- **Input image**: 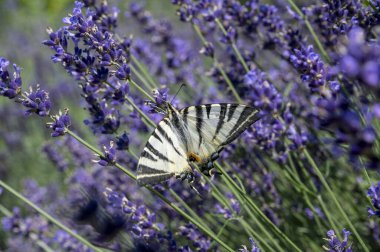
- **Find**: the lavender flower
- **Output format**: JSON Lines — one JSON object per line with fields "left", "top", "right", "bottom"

{"left": 43, "top": 142, "right": 69, "bottom": 172}
{"left": 323, "top": 229, "right": 352, "bottom": 252}
{"left": 47, "top": 109, "right": 71, "bottom": 137}
{"left": 21, "top": 85, "right": 51, "bottom": 117}
{"left": 3, "top": 0, "right": 380, "bottom": 251}
{"left": 368, "top": 182, "right": 380, "bottom": 218}
{"left": 178, "top": 223, "right": 211, "bottom": 251}
{"left": 54, "top": 230, "right": 93, "bottom": 252}
{"left": 304, "top": 1, "right": 379, "bottom": 49}
{"left": 289, "top": 45, "right": 331, "bottom": 94}
{"left": 0, "top": 58, "right": 22, "bottom": 99}
{"left": 215, "top": 193, "right": 240, "bottom": 219}
{"left": 239, "top": 237, "right": 260, "bottom": 252}
{"left": 95, "top": 141, "right": 116, "bottom": 166}
{"left": 115, "top": 131, "right": 129, "bottom": 150}
{"left": 338, "top": 27, "right": 380, "bottom": 88}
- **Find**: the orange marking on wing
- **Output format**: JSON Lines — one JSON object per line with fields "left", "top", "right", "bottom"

{"left": 187, "top": 152, "right": 202, "bottom": 163}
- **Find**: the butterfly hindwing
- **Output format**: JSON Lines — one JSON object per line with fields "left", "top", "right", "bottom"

{"left": 137, "top": 118, "right": 190, "bottom": 185}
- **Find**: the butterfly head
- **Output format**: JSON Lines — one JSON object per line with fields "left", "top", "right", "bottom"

{"left": 145, "top": 88, "right": 174, "bottom": 115}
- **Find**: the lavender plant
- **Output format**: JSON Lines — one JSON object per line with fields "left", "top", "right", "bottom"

{"left": 1, "top": 0, "right": 380, "bottom": 251}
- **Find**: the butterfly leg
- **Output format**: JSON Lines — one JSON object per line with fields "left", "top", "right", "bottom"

{"left": 177, "top": 173, "right": 188, "bottom": 181}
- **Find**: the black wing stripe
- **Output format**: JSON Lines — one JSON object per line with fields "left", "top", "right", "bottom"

{"left": 137, "top": 164, "right": 168, "bottom": 175}
{"left": 158, "top": 120, "right": 184, "bottom": 156}
{"left": 213, "top": 104, "right": 227, "bottom": 140}
{"left": 205, "top": 104, "right": 212, "bottom": 119}
{"left": 195, "top": 106, "right": 203, "bottom": 148}
{"left": 227, "top": 104, "right": 238, "bottom": 122}
{"left": 141, "top": 150, "right": 158, "bottom": 162}
{"left": 151, "top": 131, "right": 163, "bottom": 143}
{"left": 169, "top": 112, "right": 189, "bottom": 151}
{"left": 137, "top": 172, "right": 175, "bottom": 185}
{"left": 146, "top": 141, "right": 174, "bottom": 164}
{"left": 225, "top": 107, "right": 260, "bottom": 144}
{"left": 182, "top": 107, "right": 189, "bottom": 126}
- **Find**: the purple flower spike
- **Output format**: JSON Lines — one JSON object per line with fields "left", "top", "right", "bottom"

{"left": 47, "top": 109, "right": 71, "bottom": 137}
{"left": 0, "top": 58, "right": 22, "bottom": 99}
{"left": 215, "top": 193, "right": 240, "bottom": 219}
{"left": 21, "top": 85, "right": 51, "bottom": 117}
{"left": 239, "top": 237, "right": 260, "bottom": 252}
{"left": 115, "top": 132, "right": 129, "bottom": 150}
{"left": 179, "top": 223, "right": 211, "bottom": 251}
{"left": 323, "top": 229, "right": 352, "bottom": 252}
{"left": 368, "top": 182, "right": 380, "bottom": 218}
{"left": 199, "top": 42, "right": 214, "bottom": 58}
{"left": 115, "top": 63, "right": 131, "bottom": 80}
{"left": 96, "top": 141, "right": 117, "bottom": 166}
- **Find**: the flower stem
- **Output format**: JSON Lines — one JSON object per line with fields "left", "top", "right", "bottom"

{"left": 286, "top": 0, "right": 331, "bottom": 63}
{"left": 0, "top": 180, "right": 103, "bottom": 252}
{"left": 65, "top": 129, "right": 233, "bottom": 251}
{"left": 131, "top": 55, "right": 158, "bottom": 89}
{"left": 146, "top": 186, "right": 235, "bottom": 252}
{"left": 130, "top": 79, "right": 155, "bottom": 102}
{"left": 317, "top": 195, "right": 342, "bottom": 240}
{"left": 303, "top": 149, "right": 369, "bottom": 252}
{"left": 221, "top": 174, "right": 284, "bottom": 252}
{"left": 192, "top": 24, "right": 243, "bottom": 103}
{"left": 214, "top": 18, "right": 250, "bottom": 72}
{"left": 124, "top": 95, "right": 156, "bottom": 128}
{"left": 130, "top": 64, "right": 155, "bottom": 91}
{"left": 104, "top": 81, "right": 156, "bottom": 127}
{"left": 214, "top": 61, "right": 243, "bottom": 103}
{"left": 215, "top": 162, "right": 302, "bottom": 252}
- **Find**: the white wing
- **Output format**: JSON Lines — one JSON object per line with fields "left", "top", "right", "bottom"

{"left": 179, "top": 104, "right": 260, "bottom": 162}
{"left": 137, "top": 103, "right": 260, "bottom": 185}
{"left": 136, "top": 118, "right": 190, "bottom": 185}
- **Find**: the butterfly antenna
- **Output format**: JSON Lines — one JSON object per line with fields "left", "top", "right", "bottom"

{"left": 170, "top": 83, "right": 186, "bottom": 103}
{"left": 189, "top": 183, "right": 204, "bottom": 199}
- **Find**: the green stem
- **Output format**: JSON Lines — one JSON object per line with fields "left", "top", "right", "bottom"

{"left": 130, "top": 80, "right": 155, "bottom": 102}
{"left": 303, "top": 150, "right": 369, "bottom": 252}
{"left": 0, "top": 180, "right": 103, "bottom": 252}
{"left": 66, "top": 130, "right": 233, "bottom": 251}
{"left": 146, "top": 186, "right": 235, "bottom": 252}
{"left": 192, "top": 24, "right": 243, "bottom": 103}
{"left": 131, "top": 55, "right": 157, "bottom": 89}
{"left": 0, "top": 204, "right": 12, "bottom": 216}
{"left": 239, "top": 219, "right": 275, "bottom": 252}
{"left": 104, "top": 81, "right": 156, "bottom": 128}
{"left": 67, "top": 129, "right": 102, "bottom": 156}
{"left": 169, "top": 188, "right": 213, "bottom": 231}
{"left": 209, "top": 218, "right": 233, "bottom": 250}
{"left": 220, "top": 170, "right": 284, "bottom": 252}
{"left": 125, "top": 96, "right": 156, "bottom": 127}
{"left": 317, "top": 195, "right": 342, "bottom": 240}
{"left": 0, "top": 204, "right": 55, "bottom": 252}
{"left": 214, "top": 18, "right": 250, "bottom": 72}
{"left": 286, "top": 0, "right": 331, "bottom": 63}
{"left": 216, "top": 163, "right": 302, "bottom": 252}
{"left": 215, "top": 62, "right": 243, "bottom": 103}
{"left": 130, "top": 64, "right": 154, "bottom": 91}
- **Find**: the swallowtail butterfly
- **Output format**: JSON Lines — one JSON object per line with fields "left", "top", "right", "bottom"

{"left": 137, "top": 102, "right": 260, "bottom": 185}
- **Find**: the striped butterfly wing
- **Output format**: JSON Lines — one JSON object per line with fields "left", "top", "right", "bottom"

{"left": 136, "top": 117, "right": 190, "bottom": 185}
{"left": 179, "top": 104, "right": 260, "bottom": 163}
{"left": 137, "top": 103, "right": 260, "bottom": 185}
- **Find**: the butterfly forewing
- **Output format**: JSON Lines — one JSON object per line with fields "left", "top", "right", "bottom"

{"left": 136, "top": 118, "right": 190, "bottom": 185}
{"left": 179, "top": 104, "right": 260, "bottom": 159}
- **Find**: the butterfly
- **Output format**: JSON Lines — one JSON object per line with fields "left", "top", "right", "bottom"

{"left": 136, "top": 102, "right": 261, "bottom": 185}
